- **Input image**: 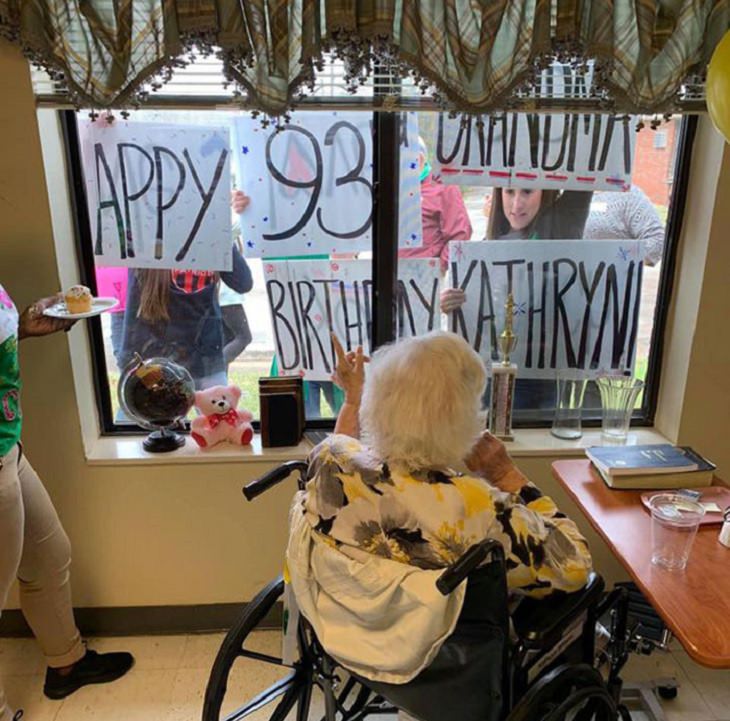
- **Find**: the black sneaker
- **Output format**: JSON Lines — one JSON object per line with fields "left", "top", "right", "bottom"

{"left": 43, "top": 649, "right": 135, "bottom": 700}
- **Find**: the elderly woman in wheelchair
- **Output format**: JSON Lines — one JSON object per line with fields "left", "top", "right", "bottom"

{"left": 204, "top": 332, "right": 632, "bottom": 721}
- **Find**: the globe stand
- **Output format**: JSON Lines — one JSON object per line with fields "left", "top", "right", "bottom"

{"left": 143, "top": 427, "right": 185, "bottom": 453}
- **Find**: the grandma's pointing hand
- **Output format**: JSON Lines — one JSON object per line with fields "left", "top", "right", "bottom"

{"left": 331, "top": 334, "right": 368, "bottom": 406}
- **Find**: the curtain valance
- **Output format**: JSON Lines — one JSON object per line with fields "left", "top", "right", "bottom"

{"left": 1, "top": 0, "right": 727, "bottom": 114}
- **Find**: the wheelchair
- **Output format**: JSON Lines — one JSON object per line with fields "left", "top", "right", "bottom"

{"left": 203, "top": 461, "right": 636, "bottom": 721}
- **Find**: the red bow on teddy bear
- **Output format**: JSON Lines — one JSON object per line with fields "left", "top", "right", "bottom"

{"left": 208, "top": 408, "right": 240, "bottom": 428}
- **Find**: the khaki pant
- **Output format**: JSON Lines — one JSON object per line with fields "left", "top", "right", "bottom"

{"left": 0, "top": 444, "right": 85, "bottom": 720}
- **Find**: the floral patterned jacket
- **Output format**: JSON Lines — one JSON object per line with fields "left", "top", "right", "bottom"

{"left": 300, "top": 434, "right": 593, "bottom": 598}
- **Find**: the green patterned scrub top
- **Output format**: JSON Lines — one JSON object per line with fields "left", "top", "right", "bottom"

{"left": 301, "top": 435, "right": 593, "bottom": 598}
{"left": 0, "top": 284, "right": 21, "bottom": 458}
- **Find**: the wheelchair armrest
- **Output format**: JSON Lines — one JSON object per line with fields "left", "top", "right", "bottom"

{"left": 511, "top": 573, "right": 605, "bottom": 647}
{"left": 243, "top": 460, "right": 309, "bottom": 500}
{"left": 436, "top": 539, "right": 505, "bottom": 595}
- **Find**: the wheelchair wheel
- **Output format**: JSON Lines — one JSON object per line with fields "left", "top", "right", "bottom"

{"left": 203, "top": 576, "right": 386, "bottom": 721}
{"left": 507, "top": 664, "right": 618, "bottom": 721}
{"left": 203, "top": 576, "right": 308, "bottom": 721}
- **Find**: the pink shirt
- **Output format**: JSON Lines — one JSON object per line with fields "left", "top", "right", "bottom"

{"left": 95, "top": 266, "right": 128, "bottom": 313}
{"left": 399, "top": 176, "right": 473, "bottom": 272}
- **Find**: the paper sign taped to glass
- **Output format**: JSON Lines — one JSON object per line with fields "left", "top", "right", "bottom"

{"left": 448, "top": 239, "right": 644, "bottom": 379}
{"left": 265, "top": 258, "right": 440, "bottom": 381}
{"left": 78, "top": 120, "right": 233, "bottom": 271}
{"left": 233, "top": 111, "right": 423, "bottom": 257}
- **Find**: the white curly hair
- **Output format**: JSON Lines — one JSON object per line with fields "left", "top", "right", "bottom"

{"left": 359, "top": 331, "right": 487, "bottom": 470}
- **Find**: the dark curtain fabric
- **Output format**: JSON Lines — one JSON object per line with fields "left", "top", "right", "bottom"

{"left": 0, "top": 0, "right": 727, "bottom": 114}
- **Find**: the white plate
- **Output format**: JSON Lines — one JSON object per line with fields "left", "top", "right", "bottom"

{"left": 43, "top": 297, "right": 120, "bottom": 319}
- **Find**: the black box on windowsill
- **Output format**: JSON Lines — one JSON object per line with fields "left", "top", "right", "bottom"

{"left": 259, "top": 377, "right": 304, "bottom": 448}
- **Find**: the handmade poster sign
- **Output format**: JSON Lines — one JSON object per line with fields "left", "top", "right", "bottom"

{"left": 448, "top": 240, "right": 643, "bottom": 378}
{"left": 432, "top": 112, "right": 635, "bottom": 191}
{"left": 79, "top": 120, "right": 232, "bottom": 270}
{"left": 233, "top": 111, "right": 422, "bottom": 257}
{"left": 265, "top": 258, "right": 440, "bottom": 380}
{"left": 431, "top": 63, "right": 636, "bottom": 191}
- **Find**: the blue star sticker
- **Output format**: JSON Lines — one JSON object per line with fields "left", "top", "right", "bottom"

{"left": 410, "top": 233, "right": 417, "bottom": 241}
{"left": 241, "top": 146, "right": 249, "bottom": 154}
{"left": 410, "top": 162, "right": 417, "bottom": 170}
{"left": 263, "top": 216, "right": 269, "bottom": 222}
{"left": 246, "top": 240, "right": 255, "bottom": 249}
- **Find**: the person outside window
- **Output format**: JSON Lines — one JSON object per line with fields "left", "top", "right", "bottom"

{"left": 398, "top": 137, "right": 473, "bottom": 273}
{"left": 440, "top": 186, "right": 594, "bottom": 414}
{"left": 118, "top": 246, "right": 253, "bottom": 390}
{"left": 584, "top": 184, "right": 665, "bottom": 266}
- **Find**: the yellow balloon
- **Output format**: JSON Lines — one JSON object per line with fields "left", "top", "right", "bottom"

{"left": 707, "top": 30, "right": 730, "bottom": 143}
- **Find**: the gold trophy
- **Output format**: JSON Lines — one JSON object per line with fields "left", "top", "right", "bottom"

{"left": 489, "top": 293, "right": 518, "bottom": 441}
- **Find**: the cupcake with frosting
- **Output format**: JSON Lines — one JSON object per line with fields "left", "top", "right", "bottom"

{"left": 64, "top": 285, "right": 93, "bottom": 314}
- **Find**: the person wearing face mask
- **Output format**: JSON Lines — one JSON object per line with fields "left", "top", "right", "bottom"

{"left": 398, "top": 138, "right": 473, "bottom": 273}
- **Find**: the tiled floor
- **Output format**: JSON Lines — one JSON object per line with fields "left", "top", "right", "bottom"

{"left": 2, "top": 631, "right": 730, "bottom": 720}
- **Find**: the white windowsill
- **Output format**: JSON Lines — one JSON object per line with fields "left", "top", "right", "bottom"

{"left": 84, "top": 427, "right": 671, "bottom": 466}
{"left": 85, "top": 433, "right": 311, "bottom": 466}
{"left": 502, "top": 427, "right": 671, "bottom": 456}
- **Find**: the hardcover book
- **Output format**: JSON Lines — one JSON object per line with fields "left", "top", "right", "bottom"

{"left": 585, "top": 444, "right": 714, "bottom": 477}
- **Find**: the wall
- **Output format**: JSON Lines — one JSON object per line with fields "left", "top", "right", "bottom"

{"left": 0, "top": 40, "right": 293, "bottom": 608}
{"left": 0, "top": 39, "right": 727, "bottom": 611}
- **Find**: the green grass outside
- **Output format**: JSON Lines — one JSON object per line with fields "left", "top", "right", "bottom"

{"left": 109, "top": 358, "right": 648, "bottom": 424}
{"left": 109, "top": 365, "right": 336, "bottom": 422}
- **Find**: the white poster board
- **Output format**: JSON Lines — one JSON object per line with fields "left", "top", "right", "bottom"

{"left": 432, "top": 113, "right": 635, "bottom": 191}
{"left": 265, "top": 258, "right": 441, "bottom": 379}
{"left": 448, "top": 240, "right": 643, "bottom": 378}
{"left": 234, "top": 111, "right": 422, "bottom": 257}
{"left": 79, "top": 120, "right": 232, "bottom": 270}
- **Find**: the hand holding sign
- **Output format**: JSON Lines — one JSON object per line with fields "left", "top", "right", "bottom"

{"left": 441, "top": 288, "right": 466, "bottom": 313}
{"left": 331, "top": 334, "right": 368, "bottom": 405}
{"left": 231, "top": 189, "right": 250, "bottom": 215}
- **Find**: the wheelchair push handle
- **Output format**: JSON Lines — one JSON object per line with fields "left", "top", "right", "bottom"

{"left": 436, "top": 539, "right": 505, "bottom": 596}
{"left": 243, "top": 460, "right": 309, "bottom": 501}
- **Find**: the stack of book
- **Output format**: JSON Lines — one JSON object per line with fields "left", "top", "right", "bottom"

{"left": 585, "top": 444, "right": 716, "bottom": 489}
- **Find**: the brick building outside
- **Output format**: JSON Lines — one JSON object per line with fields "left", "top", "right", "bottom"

{"left": 632, "top": 118, "right": 679, "bottom": 208}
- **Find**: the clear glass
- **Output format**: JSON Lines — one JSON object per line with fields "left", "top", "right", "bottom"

{"left": 406, "top": 111, "right": 681, "bottom": 424}
{"left": 649, "top": 494, "right": 705, "bottom": 570}
{"left": 551, "top": 371, "right": 588, "bottom": 439}
{"left": 78, "top": 108, "right": 375, "bottom": 425}
{"left": 596, "top": 375, "right": 644, "bottom": 442}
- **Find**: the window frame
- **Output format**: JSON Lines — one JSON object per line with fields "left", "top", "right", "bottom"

{"left": 59, "top": 109, "right": 697, "bottom": 435}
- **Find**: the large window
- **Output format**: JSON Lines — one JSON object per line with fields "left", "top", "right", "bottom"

{"left": 61, "top": 105, "right": 691, "bottom": 434}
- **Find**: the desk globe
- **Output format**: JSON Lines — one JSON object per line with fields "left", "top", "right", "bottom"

{"left": 118, "top": 355, "right": 195, "bottom": 452}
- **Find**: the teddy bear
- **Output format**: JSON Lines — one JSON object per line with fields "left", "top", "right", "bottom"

{"left": 191, "top": 385, "right": 254, "bottom": 449}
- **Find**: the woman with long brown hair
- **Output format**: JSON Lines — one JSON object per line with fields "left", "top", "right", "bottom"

{"left": 441, "top": 187, "right": 592, "bottom": 313}
{"left": 119, "top": 245, "right": 253, "bottom": 389}
{"left": 486, "top": 187, "right": 591, "bottom": 240}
